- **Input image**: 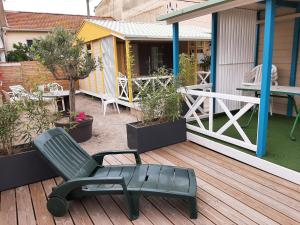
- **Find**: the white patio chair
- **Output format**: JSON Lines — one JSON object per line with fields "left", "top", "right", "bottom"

{"left": 242, "top": 64, "right": 278, "bottom": 114}
{"left": 242, "top": 64, "right": 278, "bottom": 86}
{"left": 9, "top": 85, "right": 38, "bottom": 101}
{"left": 101, "top": 96, "right": 120, "bottom": 116}
{"left": 47, "top": 83, "right": 63, "bottom": 92}
{"left": 47, "top": 82, "right": 65, "bottom": 111}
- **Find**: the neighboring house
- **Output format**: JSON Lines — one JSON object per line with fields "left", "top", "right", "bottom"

{"left": 94, "top": 0, "right": 212, "bottom": 29}
{"left": 2, "top": 11, "right": 113, "bottom": 53}
{"left": 77, "top": 19, "right": 211, "bottom": 107}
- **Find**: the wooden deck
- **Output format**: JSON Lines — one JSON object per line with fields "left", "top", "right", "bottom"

{"left": 1, "top": 141, "right": 300, "bottom": 225}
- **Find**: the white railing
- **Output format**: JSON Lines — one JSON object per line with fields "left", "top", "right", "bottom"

{"left": 198, "top": 71, "right": 210, "bottom": 85}
{"left": 118, "top": 73, "right": 173, "bottom": 102}
{"left": 179, "top": 88, "right": 260, "bottom": 152}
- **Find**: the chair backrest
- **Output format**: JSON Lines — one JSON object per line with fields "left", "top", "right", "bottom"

{"left": 48, "top": 83, "right": 63, "bottom": 92}
{"left": 9, "top": 85, "right": 27, "bottom": 95}
{"left": 243, "top": 64, "right": 278, "bottom": 85}
{"left": 34, "top": 127, "right": 98, "bottom": 180}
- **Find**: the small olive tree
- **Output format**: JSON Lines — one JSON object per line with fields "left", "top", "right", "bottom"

{"left": 32, "top": 27, "right": 97, "bottom": 120}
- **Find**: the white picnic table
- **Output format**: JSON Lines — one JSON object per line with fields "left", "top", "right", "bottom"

{"left": 237, "top": 85, "right": 300, "bottom": 140}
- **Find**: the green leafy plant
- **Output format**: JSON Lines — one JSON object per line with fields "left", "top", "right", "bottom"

{"left": 6, "top": 42, "right": 32, "bottom": 62}
{"left": 0, "top": 101, "right": 22, "bottom": 155}
{"left": 139, "top": 67, "right": 182, "bottom": 125}
{"left": 179, "top": 53, "right": 196, "bottom": 86}
{"left": 31, "top": 27, "right": 99, "bottom": 121}
{"left": 0, "top": 91, "right": 57, "bottom": 155}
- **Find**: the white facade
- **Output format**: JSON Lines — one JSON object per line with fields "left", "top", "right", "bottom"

{"left": 216, "top": 8, "right": 257, "bottom": 112}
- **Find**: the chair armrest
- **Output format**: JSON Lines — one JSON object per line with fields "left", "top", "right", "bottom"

{"left": 49, "top": 176, "right": 127, "bottom": 198}
{"left": 92, "top": 150, "right": 141, "bottom": 165}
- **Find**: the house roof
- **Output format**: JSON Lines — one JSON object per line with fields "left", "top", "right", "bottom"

{"left": 157, "top": 0, "right": 262, "bottom": 24}
{"left": 4, "top": 11, "right": 114, "bottom": 31}
{"left": 84, "top": 19, "right": 211, "bottom": 41}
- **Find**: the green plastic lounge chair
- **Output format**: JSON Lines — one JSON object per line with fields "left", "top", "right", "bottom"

{"left": 34, "top": 128, "right": 198, "bottom": 220}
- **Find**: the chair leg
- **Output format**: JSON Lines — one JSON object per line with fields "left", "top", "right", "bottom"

{"left": 188, "top": 197, "right": 198, "bottom": 219}
{"left": 103, "top": 103, "right": 107, "bottom": 116}
{"left": 126, "top": 193, "right": 140, "bottom": 220}
{"left": 115, "top": 103, "right": 120, "bottom": 114}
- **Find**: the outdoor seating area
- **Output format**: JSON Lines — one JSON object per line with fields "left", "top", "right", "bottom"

{"left": 1, "top": 0, "right": 300, "bottom": 224}
{"left": 1, "top": 131, "right": 300, "bottom": 224}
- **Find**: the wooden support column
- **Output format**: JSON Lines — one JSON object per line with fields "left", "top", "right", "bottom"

{"left": 254, "top": 11, "right": 261, "bottom": 66}
{"left": 87, "top": 42, "right": 92, "bottom": 91}
{"left": 210, "top": 13, "right": 218, "bottom": 92}
{"left": 99, "top": 39, "right": 105, "bottom": 94}
{"left": 194, "top": 41, "right": 198, "bottom": 84}
{"left": 257, "top": 0, "right": 275, "bottom": 157}
{"left": 91, "top": 42, "right": 99, "bottom": 93}
{"left": 173, "top": 23, "right": 179, "bottom": 78}
{"left": 125, "top": 40, "right": 133, "bottom": 102}
{"left": 113, "top": 37, "right": 119, "bottom": 97}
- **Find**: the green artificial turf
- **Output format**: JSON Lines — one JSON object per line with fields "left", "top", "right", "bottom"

{"left": 189, "top": 111, "right": 300, "bottom": 172}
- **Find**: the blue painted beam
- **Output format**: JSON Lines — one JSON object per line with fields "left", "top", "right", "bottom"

{"left": 210, "top": 13, "right": 218, "bottom": 92}
{"left": 287, "top": 6, "right": 300, "bottom": 117}
{"left": 257, "top": 0, "right": 276, "bottom": 158}
{"left": 254, "top": 11, "right": 261, "bottom": 67}
{"left": 172, "top": 23, "right": 179, "bottom": 78}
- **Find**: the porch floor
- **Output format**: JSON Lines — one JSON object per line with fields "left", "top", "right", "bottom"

{"left": 193, "top": 112, "right": 300, "bottom": 172}
{"left": 1, "top": 141, "right": 300, "bottom": 225}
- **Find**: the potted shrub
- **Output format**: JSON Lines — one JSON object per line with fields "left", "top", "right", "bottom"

{"left": 127, "top": 68, "right": 186, "bottom": 153}
{"left": 31, "top": 27, "right": 99, "bottom": 142}
{"left": 0, "top": 93, "right": 58, "bottom": 191}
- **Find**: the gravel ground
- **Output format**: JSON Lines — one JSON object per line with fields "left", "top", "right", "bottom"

{"left": 75, "top": 94, "right": 137, "bottom": 155}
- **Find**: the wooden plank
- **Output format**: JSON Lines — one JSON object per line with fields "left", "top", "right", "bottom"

{"left": 0, "top": 189, "right": 17, "bottom": 225}
{"left": 68, "top": 201, "right": 94, "bottom": 225}
{"left": 184, "top": 141, "right": 300, "bottom": 193}
{"left": 147, "top": 197, "right": 194, "bottom": 225}
{"left": 54, "top": 178, "right": 93, "bottom": 225}
{"left": 166, "top": 199, "right": 214, "bottom": 225}
{"left": 157, "top": 148, "right": 300, "bottom": 224}
{"left": 29, "top": 182, "right": 55, "bottom": 225}
{"left": 165, "top": 145, "right": 300, "bottom": 222}
{"left": 42, "top": 179, "right": 74, "bottom": 225}
{"left": 97, "top": 195, "right": 133, "bottom": 225}
{"left": 112, "top": 195, "right": 153, "bottom": 225}
{"left": 118, "top": 154, "right": 236, "bottom": 225}
{"left": 144, "top": 151, "right": 278, "bottom": 225}
{"left": 16, "top": 186, "right": 36, "bottom": 225}
{"left": 82, "top": 197, "right": 114, "bottom": 225}
{"left": 182, "top": 142, "right": 300, "bottom": 200}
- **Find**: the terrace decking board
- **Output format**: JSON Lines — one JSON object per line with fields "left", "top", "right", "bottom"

{"left": 1, "top": 142, "right": 300, "bottom": 225}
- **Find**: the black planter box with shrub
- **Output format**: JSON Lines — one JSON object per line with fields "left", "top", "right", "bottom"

{"left": 0, "top": 147, "right": 58, "bottom": 191}
{"left": 127, "top": 118, "right": 187, "bottom": 153}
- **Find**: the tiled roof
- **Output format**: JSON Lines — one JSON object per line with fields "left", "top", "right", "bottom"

{"left": 5, "top": 11, "right": 113, "bottom": 31}
{"left": 86, "top": 19, "right": 211, "bottom": 40}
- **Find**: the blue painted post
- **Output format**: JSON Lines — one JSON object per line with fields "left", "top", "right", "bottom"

{"left": 173, "top": 23, "right": 179, "bottom": 78}
{"left": 254, "top": 11, "right": 261, "bottom": 66}
{"left": 210, "top": 13, "right": 218, "bottom": 92}
{"left": 287, "top": 6, "right": 300, "bottom": 117}
{"left": 257, "top": 0, "right": 276, "bottom": 158}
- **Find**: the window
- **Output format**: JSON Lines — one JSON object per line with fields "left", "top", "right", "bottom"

{"left": 26, "top": 40, "right": 33, "bottom": 47}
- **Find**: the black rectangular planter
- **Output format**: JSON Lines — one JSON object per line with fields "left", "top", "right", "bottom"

{"left": 127, "top": 118, "right": 187, "bottom": 153}
{"left": 0, "top": 148, "right": 58, "bottom": 191}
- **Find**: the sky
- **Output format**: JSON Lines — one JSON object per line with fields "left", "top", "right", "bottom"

{"left": 3, "top": 0, "right": 101, "bottom": 15}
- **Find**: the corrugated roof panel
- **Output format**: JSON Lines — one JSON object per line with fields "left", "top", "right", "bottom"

{"left": 86, "top": 19, "right": 211, "bottom": 40}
